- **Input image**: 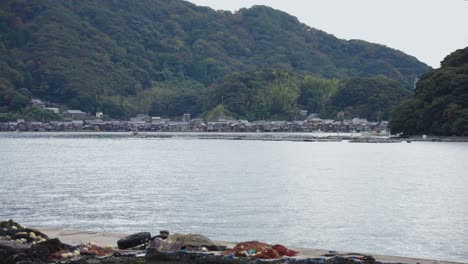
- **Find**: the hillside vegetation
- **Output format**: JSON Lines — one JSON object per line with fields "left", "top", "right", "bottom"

{"left": 0, "top": 0, "right": 430, "bottom": 120}
{"left": 389, "top": 47, "right": 468, "bottom": 136}
{"left": 329, "top": 76, "right": 410, "bottom": 121}
{"left": 203, "top": 70, "right": 410, "bottom": 121}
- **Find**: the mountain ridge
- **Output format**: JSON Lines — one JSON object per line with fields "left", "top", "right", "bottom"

{"left": 0, "top": 0, "right": 430, "bottom": 119}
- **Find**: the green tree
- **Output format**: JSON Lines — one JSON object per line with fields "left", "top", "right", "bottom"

{"left": 8, "top": 94, "right": 28, "bottom": 111}
{"left": 390, "top": 47, "right": 468, "bottom": 136}
{"left": 298, "top": 76, "right": 340, "bottom": 115}
{"left": 330, "top": 76, "right": 410, "bottom": 121}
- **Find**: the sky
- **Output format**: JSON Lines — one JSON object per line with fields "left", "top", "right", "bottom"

{"left": 188, "top": 0, "right": 468, "bottom": 68}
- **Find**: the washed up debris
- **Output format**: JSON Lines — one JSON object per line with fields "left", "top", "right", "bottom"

{"left": 224, "top": 241, "right": 298, "bottom": 259}
{"left": 144, "top": 251, "right": 378, "bottom": 264}
{"left": 117, "top": 232, "right": 151, "bottom": 249}
{"left": 146, "top": 231, "right": 223, "bottom": 260}
{"left": 47, "top": 242, "right": 114, "bottom": 259}
{"left": 322, "top": 251, "right": 376, "bottom": 264}
{"left": 0, "top": 220, "right": 49, "bottom": 244}
{"left": 146, "top": 231, "right": 220, "bottom": 252}
{"left": 0, "top": 221, "right": 381, "bottom": 264}
{"left": 0, "top": 220, "right": 116, "bottom": 263}
{"left": 0, "top": 236, "right": 70, "bottom": 264}
{"left": 157, "top": 233, "right": 220, "bottom": 251}
{"left": 78, "top": 242, "right": 114, "bottom": 257}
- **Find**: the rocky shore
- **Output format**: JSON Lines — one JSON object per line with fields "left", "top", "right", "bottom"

{"left": 1, "top": 221, "right": 464, "bottom": 264}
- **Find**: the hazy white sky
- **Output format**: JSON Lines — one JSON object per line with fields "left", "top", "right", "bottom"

{"left": 188, "top": 0, "right": 468, "bottom": 68}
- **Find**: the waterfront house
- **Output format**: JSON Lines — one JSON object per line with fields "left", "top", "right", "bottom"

{"left": 318, "top": 119, "right": 335, "bottom": 132}
{"left": 207, "top": 120, "right": 231, "bottom": 132}
{"left": 0, "top": 122, "right": 9, "bottom": 131}
{"left": 374, "top": 121, "right": 389, "bottom": 134}
{"left": 191, "top": 119, "right": 207, "bottom": 132}
{"left": 109, "top": 121, "right": 126, "bottom": 131}
{"left": 167, "top": 121, "right": 190, "bottom": 132}
{"left": 151, "top": 116, "right": 162, "bottom": 123}
{"left": 63, "top": 121, "right": 74, "bottom": 130}
{"left": 17, "top": 120, "right": 27, "bottom": 131}
{"left": 364, "top": 122, "right": 378, "bottom": 132}
{"left": 0, "top": 115, "right": 390, "bottom": 133}
{"left": 270, "top": 121, "right": 286, "bottom": 132}
{"left": 83, "top": 119, "right": 107, "bottom": 131}
{"left": 131, "top": 114, "right": 151, "bottom": 123}
{"left": 231, "top": 120, "right": 252, "bottom": 132}
{"left": 207, "top": 121, "right": 222, "bottom": 132}
{"left": 8, "top": 122, "right": 17, "bottom": 131}
{"left": 49, "top": 121, "right": 65, "bottom": 131}
{"left": 230, "top": 121, "right": 242, "bottom": 132}
{"left": 128, "top": 120, "right": 148, "bottom": 131}
{"left": 291, "top": 121, "right": 306, "bottom": 132}
{"left": 252, "top": 121, "right": 266, "bottom": 132}
{"left": 28, "top": 122, "right": 44, "bottom": 131}
{"left": 307, "top": 117, "right": 322, "bottom": 131}
{"left": 71, "top": 120, "right": 84, "bottom": 130}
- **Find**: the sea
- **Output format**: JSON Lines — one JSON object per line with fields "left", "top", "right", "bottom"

{"left": 0, "top": 132, "right": 467, "bottom": 262}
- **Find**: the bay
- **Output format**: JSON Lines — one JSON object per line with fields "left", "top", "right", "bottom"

{"left": 0, "top": 132, "right": 467, "bottom": 262}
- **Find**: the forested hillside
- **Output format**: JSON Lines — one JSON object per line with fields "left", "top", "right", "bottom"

{"left": 329, "top": 76, "right": 410, "bottom": 121}
{"left": 389, "top": 47, "right": 468, "bottom": 136}
{"left": 0, "top": 0, "right": 430, "bottom": 120}
{"left": 202, "top": 70, "right": 409, "bottom": 121}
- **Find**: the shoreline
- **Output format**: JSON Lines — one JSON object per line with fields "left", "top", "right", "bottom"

{"left": 1, "top": 131, "right": 467, "bottom": 143}
{"left": 38, "top": 228, "right": 465, "bottom": 264}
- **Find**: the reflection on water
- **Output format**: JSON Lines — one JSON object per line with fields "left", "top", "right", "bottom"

{"left": 0, "top": 133, "right": 467, "bottom": 262}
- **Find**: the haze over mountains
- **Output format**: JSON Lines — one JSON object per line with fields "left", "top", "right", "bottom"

{"left": 0, "top": 0, "right": 430, "bottom": 120}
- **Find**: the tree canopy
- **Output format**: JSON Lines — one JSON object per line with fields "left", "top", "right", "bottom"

{"left": 330, "top": 76, "right": 410, "bottom": 121}
{"left": 0, "top": 0, "right": 430, "bottom": 119}
{"left": 389, "top": 47, "right": 468, "bottom": 136}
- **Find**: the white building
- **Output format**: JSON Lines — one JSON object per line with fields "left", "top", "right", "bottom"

{"left": 45, "top": 107, "right": 59, "bottom": 114}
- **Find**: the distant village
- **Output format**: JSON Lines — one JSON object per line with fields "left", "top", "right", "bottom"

{"left": 0, "top": 99, "right": 389, "bottom": 134}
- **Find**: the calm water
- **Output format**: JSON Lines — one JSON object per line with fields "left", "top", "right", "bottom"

{"left": 0, "top": 133, "right": 467, "bottom": 262}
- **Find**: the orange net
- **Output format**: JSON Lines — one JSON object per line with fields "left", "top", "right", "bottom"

{"left": 224, "top": 240, "right": 298, "bottom": 259}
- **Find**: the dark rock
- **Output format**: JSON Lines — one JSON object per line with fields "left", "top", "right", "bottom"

{"left": 0, "top": 240, "right": 47, "bottom": 264}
